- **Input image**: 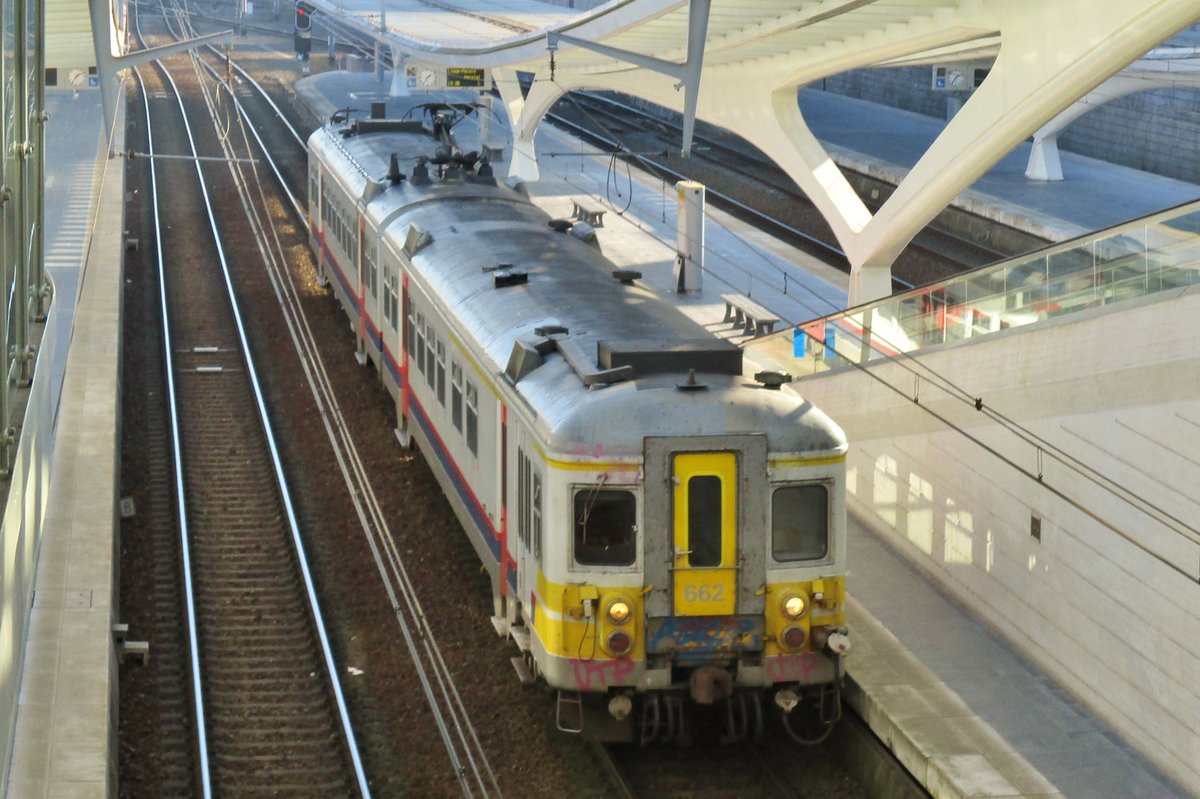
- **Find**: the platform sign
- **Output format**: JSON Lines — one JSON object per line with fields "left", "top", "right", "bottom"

{"left": 446, "top": 67, "right": 485, "bottom": 88}
{"left": 405, "top": 63, "right": 489, "bottom": 91}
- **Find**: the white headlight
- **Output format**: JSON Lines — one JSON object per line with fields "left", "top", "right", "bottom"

{"left": 607, "top": 599, "right": 631, "bottom": 624}
{"left": 782, "top": 594, "right": 807, "bottom": 619}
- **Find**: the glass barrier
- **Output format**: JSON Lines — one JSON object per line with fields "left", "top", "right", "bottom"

{"left": 756, "top": 201, "right": 1200, "bottom": 376}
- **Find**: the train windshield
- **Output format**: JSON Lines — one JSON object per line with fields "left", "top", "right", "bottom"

{"left": 574, "top": 488, "right": 637, "bottom": 566}
{"left": 771, "top": 483, "right": 829, "bottom": 561}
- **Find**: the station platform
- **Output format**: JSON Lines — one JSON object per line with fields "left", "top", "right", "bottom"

{"left": 296, "top": 71, "right": 1195, "bottom": 799}
{"left": 3, "top": 88, "right": 124, "bottom": 797}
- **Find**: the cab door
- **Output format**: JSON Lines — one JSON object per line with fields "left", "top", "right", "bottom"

{"left": 643, "top": 435, "right": 766, "bottom": 622}
{"left": 671, "top": 452, "right": 738, "bottom": 616}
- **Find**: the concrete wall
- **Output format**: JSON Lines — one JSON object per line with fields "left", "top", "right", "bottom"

{"left": 819, "top": 24, "right": 1200, "bottom": 184}
{"left": 793, "top": 288, "right": 1200, "bottom": 795}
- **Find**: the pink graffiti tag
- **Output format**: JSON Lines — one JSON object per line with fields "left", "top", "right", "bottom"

{"left": 570, "top": 657, "right": 635, "bottom": 690}
{"left": 767, "top": 653, "right": 819, "bottom": 684}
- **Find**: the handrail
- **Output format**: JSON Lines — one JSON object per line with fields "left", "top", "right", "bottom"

{"left": 773, "top": 197, "right": 1200, "bottom": 370}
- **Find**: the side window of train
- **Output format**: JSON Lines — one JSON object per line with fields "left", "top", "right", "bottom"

{"left": 517, "top": 450, "right": 528, "bottom": 548}
{"left": 451, "top": 363, "right": 463, "bottom": 432}
{"left": 532, "top": 471, "right": 542, "bottom": 560}
{"left": 435, "top": 340, "right": 446, "bottom": 406}
{"left": 465, "top": 381, "right": 479, "bottom": 455}
{"left": 516, "top": 449, "right": 542, "bottom": 558}
{"left": 383, "top": 270, "right": 398, "bottom": 331}
{"left": 364, "top": 241, "right": 377, "bottom": 297}
{"left": 771, "top": 483, "right": 830, "bottom": 561}
{"left": 415, "top": 311, "right": 426, "bottom": 375}
{"left": 406, "top": 301, "right": 415, "bottom": 357}
{"left": 573, "top": 488, "right": 636, "bottom": 566}
{"left": 425, "top": 322, "right": 436, "bottom": 390}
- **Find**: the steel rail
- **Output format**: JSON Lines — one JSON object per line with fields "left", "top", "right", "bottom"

{"left": 137, "top": 3, "right": 372, "bottom": 794}
{"left": 132, "top": 60, "right": 214, "bottom": 799}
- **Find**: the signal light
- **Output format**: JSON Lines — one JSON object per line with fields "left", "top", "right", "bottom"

{"left": 294, "top": 0, "right": 312, "bottom": 31}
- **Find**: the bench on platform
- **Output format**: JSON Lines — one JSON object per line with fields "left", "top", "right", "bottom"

{"left": 721, "top": 293, "right": 780, "bottom": 337}
{"left": 571, "top": 200, "right": 606, "bottom": 228}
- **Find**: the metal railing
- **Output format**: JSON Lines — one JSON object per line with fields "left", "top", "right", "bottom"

{"left": 761, "top": 199, "right": 1200, "bottom": 374}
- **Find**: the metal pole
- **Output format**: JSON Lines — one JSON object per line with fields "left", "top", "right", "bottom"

{"left": 0, "top": 0, "right": 11, "bottom": 470}
{"left": 32, "top": 0, "right": 49, "bottom": 322}
{"left": 14, "top": 0, "right": 31, "bottom": 390}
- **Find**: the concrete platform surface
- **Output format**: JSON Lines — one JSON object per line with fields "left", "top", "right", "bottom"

{"left": 5, "top": 87, "right": 122, "bottom": 798}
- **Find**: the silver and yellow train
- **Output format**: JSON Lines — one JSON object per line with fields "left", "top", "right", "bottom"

{"left": 306, "top": 100, "right": 850, "bottom": 743}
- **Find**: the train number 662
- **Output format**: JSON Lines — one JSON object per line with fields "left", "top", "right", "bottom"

{"left": 683, "top": 584, "right": 725, "bottom": 603}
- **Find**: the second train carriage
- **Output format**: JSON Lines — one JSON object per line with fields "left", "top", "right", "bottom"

{"left": 306, "top": 100, "right": 851, "bottom": 743}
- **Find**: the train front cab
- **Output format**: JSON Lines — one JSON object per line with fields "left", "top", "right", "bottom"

{"left": 537, "top": 434, "right": 847, "bottom": 743}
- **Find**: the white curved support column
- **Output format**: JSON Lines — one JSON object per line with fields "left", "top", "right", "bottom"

{"left": 1026, "top": 135, "right": 1063, "bottom": 182}
{"left": 1026, "top": 69, "right": 1200, "bottom": 180}
{"left": 855, "top": 2, "right": 1200, "bottom": 304}
{"left": 494, "top": 67, "right": 569, "bottom": 184}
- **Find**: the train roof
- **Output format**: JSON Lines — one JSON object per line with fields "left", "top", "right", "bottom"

{"left": 310, "top": 123, "right": 847, "bottom": 459}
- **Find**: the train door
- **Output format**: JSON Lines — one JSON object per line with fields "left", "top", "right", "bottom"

{"left": 356, "top": 218, "right": 370, "bottom": 364}
{"left": 671, "top": 452, "right": 737, "bottom": 616}
{"left": 643, "top": 436, "right": 766, "bottom": 622}
{"left": 513, "top": 433, "right": 542, "bottom": 623}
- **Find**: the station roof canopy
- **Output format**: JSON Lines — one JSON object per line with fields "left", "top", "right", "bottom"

{"left": 325, "top": 0, "right": 1002, "bottom": 69}
{"left": 318, "top": 0, "right": 1200, "bottom": 307}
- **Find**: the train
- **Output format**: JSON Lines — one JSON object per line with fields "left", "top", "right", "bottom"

{"left": 305, "top": 95, "right": 851, "bottom": 744}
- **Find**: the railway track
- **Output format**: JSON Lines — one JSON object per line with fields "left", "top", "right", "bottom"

{"left": 123, "top": 3, "right": 507, "bottom": 796}
{"left": 596, "top": 740, "right": 820, "bottom": 799}
{"left": 127, "top": 6, "right": 368, "bottom": 796}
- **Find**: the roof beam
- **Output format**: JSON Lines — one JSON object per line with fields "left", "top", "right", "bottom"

{"left": 548, "top": 0, "right": 711, "bottom": 156}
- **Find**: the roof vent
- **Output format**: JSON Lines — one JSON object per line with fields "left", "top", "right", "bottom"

{"left": 494, "top": 269, "right": 528, "bottom": 288}
{"left": 612, "top": 269, "right": 641, "bottom": 284}
{"left": 754, "top": 370, "right": 793, "bottom": 390}
{"left": 411, "top": 158, "right": 430, "bottom": 186}
{"left": 403, "top": 224, "right": 433, "bottom": 256}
